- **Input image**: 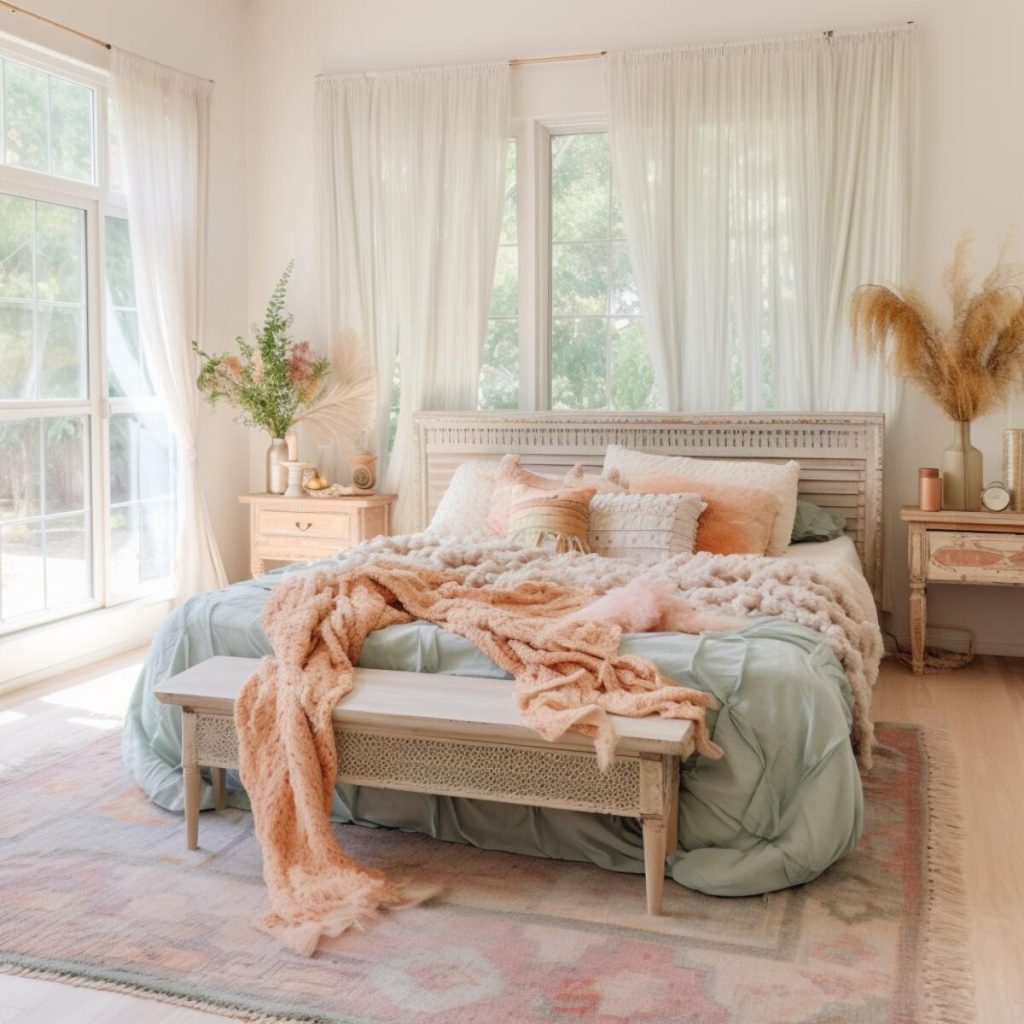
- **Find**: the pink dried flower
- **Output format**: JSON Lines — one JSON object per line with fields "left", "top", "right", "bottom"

{"left": 252, "top": 349, "right": 265, "bottom": 383}
{"left": 223, "top": 355, "right": 243, "bottom": 380}
{"left": 288, "top": 341, "right": 313, "bottom": 386}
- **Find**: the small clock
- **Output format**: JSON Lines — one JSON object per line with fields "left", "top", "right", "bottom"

{"left": 981, "top": 481, "right": 1011, "bottom": 512}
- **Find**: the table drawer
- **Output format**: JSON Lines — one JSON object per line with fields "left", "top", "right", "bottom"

{"left": 258, "top": 508, "right": 352, "bottom": 541}
{"left": 926, "top": 530, "right": 1024, "bottom": 584}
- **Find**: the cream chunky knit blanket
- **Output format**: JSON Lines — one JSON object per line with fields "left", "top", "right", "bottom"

{"left": 236, "top": 558, "right": 723, "bottom": 956}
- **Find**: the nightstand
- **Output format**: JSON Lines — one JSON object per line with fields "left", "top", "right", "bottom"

{"left": 239, "top": 493, "right": 396, "bottom": 577}
{"left": 901, "top": 505, "right": 1024, "bottom": 673}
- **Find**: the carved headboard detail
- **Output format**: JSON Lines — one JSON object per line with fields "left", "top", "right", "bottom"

{"left": 413, "top": 411, "right": 884, "bottom": 601}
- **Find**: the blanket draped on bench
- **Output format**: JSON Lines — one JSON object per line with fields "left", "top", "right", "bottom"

{"left": 235, "top": 559, "right": 721, "bottom": 956}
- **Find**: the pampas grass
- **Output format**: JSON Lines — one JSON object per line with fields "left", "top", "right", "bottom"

{"left": 850, "top": 235, "right": 1024, "bottom": 421}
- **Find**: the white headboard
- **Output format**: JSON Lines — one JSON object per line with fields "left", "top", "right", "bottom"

{"left": 412, "top": 411, "right": 884, "bottom": 601}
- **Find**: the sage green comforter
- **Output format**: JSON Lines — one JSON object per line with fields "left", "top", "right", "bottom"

{"left": 123, "top": 557, "right": 863, "bottom": 897}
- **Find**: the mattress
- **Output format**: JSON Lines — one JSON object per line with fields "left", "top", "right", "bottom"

{"left": 783, "top": 534, "right": 863, "bottom": 575}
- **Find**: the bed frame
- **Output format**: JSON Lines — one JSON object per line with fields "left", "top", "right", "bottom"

{"left": 412, "top": 411, "right": 884, "bottom": 602}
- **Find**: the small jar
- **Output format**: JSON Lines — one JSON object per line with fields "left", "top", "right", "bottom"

{"left": 919, "top": 467, "right": 941, "bottom": 512}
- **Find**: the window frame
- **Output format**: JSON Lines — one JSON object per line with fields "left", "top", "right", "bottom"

{"left": 0, "top": 39, "right": 172, "bottom": 636}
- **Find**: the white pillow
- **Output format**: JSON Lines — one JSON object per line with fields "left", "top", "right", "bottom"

{"left": 588, "top": 492, "right": 706, "bottom": 566}
{"left": 427, "top": 460, "right": 498, "bottom": 536}
{"left": 602, "top": 445, "right": 801, "bottom": 557}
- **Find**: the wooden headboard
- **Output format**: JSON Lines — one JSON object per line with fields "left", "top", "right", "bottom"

{"left": 412, "top": 411, "right": 884, "bottom": 601}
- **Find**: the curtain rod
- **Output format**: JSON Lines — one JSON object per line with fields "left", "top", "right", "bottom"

{"left": 2, "top": 2, "right": 110, "bottom": 50}
{"left": 509, "top": 23, "right": 914, "bottom": 66}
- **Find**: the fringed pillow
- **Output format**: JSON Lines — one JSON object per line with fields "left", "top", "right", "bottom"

{"left": 507, "top": 486, "right": 596, "bottom": 553}
{"left": 487, "top": 455, "right": 576, "bottom": 535}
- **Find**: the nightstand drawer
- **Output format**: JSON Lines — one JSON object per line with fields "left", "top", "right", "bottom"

{"left": 258, "top": 509, "right": 352, "bottom": 541}
{"left": 926, "top": 530, "right": 1024, "bottom": 584}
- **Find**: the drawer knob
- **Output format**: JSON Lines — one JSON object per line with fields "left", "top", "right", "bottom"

{"left": 295, "top": 521, "right": 312, "bottom": 532}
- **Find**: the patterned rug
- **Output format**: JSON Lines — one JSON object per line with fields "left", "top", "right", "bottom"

{"left": 0, "top": 725, "right": 972, "bottom": 1024}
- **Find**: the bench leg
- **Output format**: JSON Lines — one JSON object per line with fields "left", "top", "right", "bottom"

{"left": 665, "top": 756, "right": 680, "bottom": 857}
{"left": 642, "top": 817, "right": 667, "bottom": 914}
{"left": 639, "top": 753, "right": 673, "bottom": 915}
{"left": 182, "top": 709, "right": 200, "bottom": 851}
{"left": 211, "top": 766, "right": 227, "bottom": 811}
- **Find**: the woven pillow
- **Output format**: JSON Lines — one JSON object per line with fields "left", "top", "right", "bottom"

{"left": 564, "top": 464, "right": 627, "bottom": 494}
{"left": 604, "top": 445, "right": 800, "bottom": 556}
{"left": 428, "top": 460, "right": 498, "bottom": 537}
{"left": 507, "top": 486, "right": 596, "bottom": 553}
{"left": 588, "top": 492, "right": 706, "bottom": 565}
{"left": 487, "top": 455, "right": 599, "bottom": 535}
{"left": 629, "top": 476, "right": 779, "bottom": 556}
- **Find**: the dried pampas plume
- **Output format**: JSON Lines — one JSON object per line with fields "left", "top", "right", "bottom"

{"left": 292, "top": 329, "right": 377, "bottom": 458}
{"left": 850, "top": 233, "right": 1024, "bottom": 421}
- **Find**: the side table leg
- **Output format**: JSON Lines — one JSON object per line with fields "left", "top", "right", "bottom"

{"left": 909, "top": 582, "right": 927, "bottom": 675}
{"left": 182, "top": 709, "right": 200, "bottom": 851}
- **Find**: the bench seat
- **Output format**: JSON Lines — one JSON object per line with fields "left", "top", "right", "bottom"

{"left": 154, "top": 655, "right": 695, "bottom": 914}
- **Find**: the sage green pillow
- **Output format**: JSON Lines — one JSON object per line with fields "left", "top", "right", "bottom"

{"left": 790, "top": 500, "right": 846, "bottom": 543}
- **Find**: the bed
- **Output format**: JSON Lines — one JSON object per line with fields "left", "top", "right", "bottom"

{"left": 124, "top": 411, "right": 883, "bottom": 899}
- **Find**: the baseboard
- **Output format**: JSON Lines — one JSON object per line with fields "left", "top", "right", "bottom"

{"left": 889, "top": 631, "right": 1024, "bottom": 659}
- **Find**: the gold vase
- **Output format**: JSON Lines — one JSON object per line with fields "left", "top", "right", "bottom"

{"left": 940, "top": 420, "right": 982, "bottom": 511}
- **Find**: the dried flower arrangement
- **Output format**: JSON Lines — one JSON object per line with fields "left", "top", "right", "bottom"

{"left": 849, "top": 236, "right": 1024, "bottom": 421}
{"left": 193, "top": 262, "right": 329, "bottom": 439}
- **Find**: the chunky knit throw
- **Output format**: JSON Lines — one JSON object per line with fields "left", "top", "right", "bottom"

{"left": 236, "top": 559, "right": 722, "bottom": 956}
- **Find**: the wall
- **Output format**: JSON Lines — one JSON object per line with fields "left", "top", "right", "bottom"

{"left": 0, "top": 0, "right": 251, "bottom": 690}
{"left": 242, "top": 0, "right": 1024, "bottom": 654}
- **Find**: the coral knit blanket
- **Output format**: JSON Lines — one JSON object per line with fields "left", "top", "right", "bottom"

{"left": 235, "top": 559, "right": 721, "bottom": 956}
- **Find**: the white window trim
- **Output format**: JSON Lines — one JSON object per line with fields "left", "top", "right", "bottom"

{"left": 511, "top": 113, "right": 612, "bottom": 412}
{"left": 0, "top": 41, "right": 174, "bottom": 638}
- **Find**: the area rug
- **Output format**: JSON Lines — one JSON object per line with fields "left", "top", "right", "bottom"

{"left": 0, "top": 724, "right": 972, "bottom": 1024}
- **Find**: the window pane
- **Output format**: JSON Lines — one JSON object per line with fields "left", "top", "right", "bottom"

{"left": 0, "top": 303, "right": 33, "bottom": 399}
{"left": 43, "top": 416, "right": 87, "bottom": 514}
{"left": 610, "top": 319, "right": 656, "bottom": 410}
{"left": 38, "top": 305, "right": 85, "bottom": 398}
{"left": 551, "top": 317, "right": 607, "bottom": 410}
{"left": 1, "top": 519, "right": 43, "bottom": 618}
{"left": 0, "top": 418, "right": 41, "bottom": 522}
{"left": 44, "top": 511, "right": 89, "bottom": 606}
{"left": 107, "top": 95, "right": 124, "bottom": 194}
{"left": 480, "top": 139, "right": 519, "bottom": 410}
{"left": 36, "top": 202, "right": 84, "bottom": 303}
{"left": 108, "top": 412, "right": 175, "bottom": 595}
{"left": 104, "top": 216, "right": 135, "bottom": 306}
{"left": 551, "top": 133, "right": 611, "bottom": 242}
{"left": 552, "top": 242, "right": 609, "bottom": 316}
{"left": 105, "top": 215, "right": 152, "bottom": 398}
{"left": 49, "top": 75, "right": 93, "bottom": 183}
{"left": 0, "top": 194, "right": 34, "bottom": 299}
{"left": 610, "top": 240, "right": 641, "bottom": 315}
{"left": 4, "top": 62, "right": 47, "bottom": 173}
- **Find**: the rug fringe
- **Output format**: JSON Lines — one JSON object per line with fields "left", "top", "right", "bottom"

{"left": 0, "top": 959, "right": 315, "bottom": 1023}
{"left": 918, "top": 726, "right": 977, "bottom": 1024}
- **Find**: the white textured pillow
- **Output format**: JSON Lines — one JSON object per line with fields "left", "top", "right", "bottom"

{"left": 427, "top": 460, "right": 498, "bottom": 537}
{"left": 603, "top": 445, "right": 800, "bottom": 557}
{"left": 588, "top": 492, "right": 706, "bottom": 565}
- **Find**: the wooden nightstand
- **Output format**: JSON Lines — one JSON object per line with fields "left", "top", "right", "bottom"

{"left": 901, "top": 505, "right": 1024, "bottom": 673}
{"left": 239, "top": 493, "right": 396, "bottom": 577}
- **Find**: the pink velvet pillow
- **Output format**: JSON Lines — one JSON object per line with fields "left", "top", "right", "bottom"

{"left": 629, "top": 475, "right": 779, "bottom": 556}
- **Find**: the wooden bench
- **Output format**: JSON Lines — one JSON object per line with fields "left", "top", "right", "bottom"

{"left": 154, "top": 655, "right": 694, "bottom": 915}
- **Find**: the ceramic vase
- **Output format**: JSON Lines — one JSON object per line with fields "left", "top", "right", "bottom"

{"left": 265, "top": 437, "right": 288, "bottom": 495}
{"left": 940, "top": 420, "right": 983, "bottom": 511}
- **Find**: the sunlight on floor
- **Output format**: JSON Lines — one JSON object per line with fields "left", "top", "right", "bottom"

{"left": 39, "top": 663, "right": 143, "bottom": 719}
{"left": 0, "top": 709, "right": 26, "bottom": 727}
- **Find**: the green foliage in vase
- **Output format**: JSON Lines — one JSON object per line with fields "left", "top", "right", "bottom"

{"left": 193, "top": 262, "right": 329, "bottom": 438}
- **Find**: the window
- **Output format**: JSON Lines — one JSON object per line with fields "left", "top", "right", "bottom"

{"left": 477, "top": 125, "right": 655, "bottom": 413}
{"left": 0, "top": 44, "right": 174, "bottom": 632}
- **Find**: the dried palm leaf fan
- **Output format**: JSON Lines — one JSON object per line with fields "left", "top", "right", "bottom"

{"left": 850, "top": 234, "right": 1024, "bottom": 510}
{"left": 293, "top": 329, "right": 377, "bottom": 491}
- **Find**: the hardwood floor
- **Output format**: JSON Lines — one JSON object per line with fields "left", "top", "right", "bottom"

{"left": 0, "top": 649, "right": 1020, "bottom": 1022}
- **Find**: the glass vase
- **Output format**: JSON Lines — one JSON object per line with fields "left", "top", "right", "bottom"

{"left": 940, "top": 420, "right": 983, "bottom": 511}
{"left": 265, "top": 437, "right": 288, "bottom": 495}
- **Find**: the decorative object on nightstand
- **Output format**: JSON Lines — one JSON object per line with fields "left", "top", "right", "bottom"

{"left": 279, "top": 460, "right": 315, "bottom": 498}
{"left": 239, "top": 492, "right": 396, "bottom": 577}
{"left": 981, "top": 481, "right": 1011, "bottom": 512}
{"left": 899, "top": 504, "right": 1024, "bottom": 673}
{"left": 851, "top": 234, "right": 1024, "bottom": 511}
{"left": 918, "top": 468, "right": 941, "bottom": 512}
{"left": 348, "top": 449, "right": 377, "bottom": 491}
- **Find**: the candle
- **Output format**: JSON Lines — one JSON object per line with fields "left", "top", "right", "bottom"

{"left": 285, "top": 433, "right": 298, "bottom": 461}
{"left": 919, "top": 468, "right": 941, "bottom": 512}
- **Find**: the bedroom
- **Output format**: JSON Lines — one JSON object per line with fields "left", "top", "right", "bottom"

{"left": 0, "top": 0, "right": 1021, "bottom": 1022}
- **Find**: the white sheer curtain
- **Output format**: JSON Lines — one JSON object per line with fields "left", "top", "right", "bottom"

{"left": 606, "top": 26, "right": 917, "bottom": 415}
{"left": 111, "top": 49, "right": 227, "bottom": 598}
{"left": 316, "top": 63, "right": 509, "bottom": 532}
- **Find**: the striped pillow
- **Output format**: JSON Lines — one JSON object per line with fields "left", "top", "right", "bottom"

{"left": 507, "top": 486, "right": 596, "bottom": 553}
{"left": 588, "top": 492, "right": 705, "bottom": 565}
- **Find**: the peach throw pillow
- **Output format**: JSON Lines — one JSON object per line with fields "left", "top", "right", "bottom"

{"left": 629, "top": 476, "right": 779, "bottom": 556}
